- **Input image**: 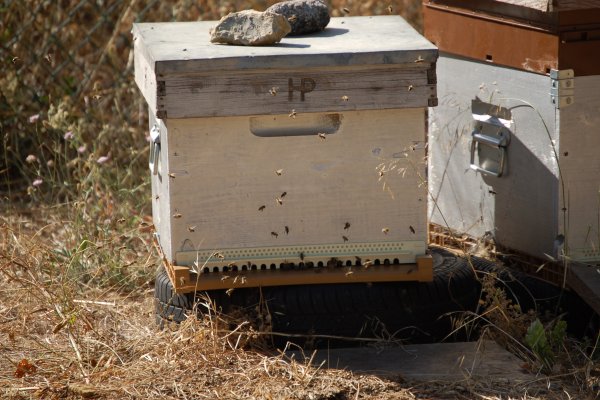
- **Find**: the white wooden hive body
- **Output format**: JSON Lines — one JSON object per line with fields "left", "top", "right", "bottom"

{"left": 134, "top": 17, "right": 437, "bottom": 270}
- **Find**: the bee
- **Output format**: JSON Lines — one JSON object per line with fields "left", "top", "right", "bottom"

{"left": 117, "top": 218, "right": 126, "bottom": 224}
{"left": 342, "top": 7, "right": 350, "bottom": 14}
{"left": 363, "top": 259, "right": 373, "bottom": 269}
{"left": 345, "top": 269, "right": 354, "bottom": 277}
{"left": 187, "top": 225, "right": 196, "bottom": 232}
{"left": 233, "top": 276, "right": 247, "bottom": 285}
{"left": 409, "top": 225, "right": 416, "bottom": 234}
{"left": 408, "top": 84, "right": 414, "bottom": 91}
{"left": 275, "top": 169, "right": 283, "bottom": 176}
{"left": 318, "top": 132, "right": 327, "bottom": 140}
{"left": 344, "top": 222, "right": 351, "bottom": 230}
{"left": 378, "top": 170, "right": 385, "bottom": 177}
{"left": 226, "top": 288, "right": 235, "bottom": 296}
{"left": 173, "top": 212, "right": 182, "bottom": 219}
{"left": 155, "top": 195, "right": 160, "bottom": 200}
{"left": 289, "top": 109, "right": 297, "bottom": 118}
{"left": 269, "top": 87, "right": 279, "bottom": 96}
{"left": 271, "top": 231, "right": 279, "bottom": 238}
{"left": 288, "top": 15, "right": 297, "bottom": 22}
{"left": 258, "top": 205, "right": 266, "bottom": 211}
{"left": 11, "top": 56, "right": 19, "bottom": 63}
{"left": 284, "top": 226, "right": 290, "bottom": 235}
{"left": 168, "top": 173, "right": 176, "bottom": 179}
{"left": 342, "top": 235, "right": 349, "bottom": 242}
{"left": 355, "top": 256, "right": 362, "bottom": 264}
{"left": 280, "top": 191, "right": 287, "bottom": 198}
{"left": 387, "top": 5, "right": 393, "bottom": 13}
{"left": 215, "top": 252, "right": 225, "bottom": 259}
{"left": 45, "top": 53, "right": 53, "bottom": 64}
{"left": 382, "top": 227, "right": 390, "bottom": 234}
{"left": 341, "top": 95, "right": 349, "bottom": 102}
{"left": 414, "top": 55, "right": 424, "bottom": 63}
{"left": 221, "top": 275, "right": 230, "bottom": 282}
{"left": 299, "top": 252, "right": 305, "bottom": 261}
{"left": 275, "top": 197, "right": 283, "bottom": 205}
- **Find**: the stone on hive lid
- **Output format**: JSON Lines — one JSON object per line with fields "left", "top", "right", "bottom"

{"left": 266, "top": 0, "right": 330, "bottom": 35}
{"left": 210, "top": 10, "right": 291, "bottom": 46}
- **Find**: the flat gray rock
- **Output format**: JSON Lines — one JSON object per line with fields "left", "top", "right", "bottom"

{"left": 267, "top": 0, "right": 330, "bottom": 35}
{"left": 210, "top": 10, "right": 291, "bottom": 46}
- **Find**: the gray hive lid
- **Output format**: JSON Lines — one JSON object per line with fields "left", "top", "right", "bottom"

{"left": 133, "top": 16, "right": 438, "bottom": 118}
{"left": 133, "top": 16, "right": 436, "bottom": 75}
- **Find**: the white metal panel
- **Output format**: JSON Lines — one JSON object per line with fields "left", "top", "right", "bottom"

{"left": 162, "top": 108, "right": 427, "bottom": 265}
{"left": 429, "top": 53, "right": 559, "bottom": 258}
{"left": 559, "top": 75, "right": 600, "bottom": 262}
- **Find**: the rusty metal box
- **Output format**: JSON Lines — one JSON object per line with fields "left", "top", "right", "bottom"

{"left": 423, "top": 0, "right": 600, "bottom": 76}
{"left": 133, "top": 16, "right": 437, "bottom": 284}
{"left": 424, "top": 0, "right": 600, "bottom": 263}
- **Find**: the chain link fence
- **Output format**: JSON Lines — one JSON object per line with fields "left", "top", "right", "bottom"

{"left": 0, "top": 0, "right": 251, "bottom": 196}
{"left": 0, "top": 0, "right": 421, "bottom": 198}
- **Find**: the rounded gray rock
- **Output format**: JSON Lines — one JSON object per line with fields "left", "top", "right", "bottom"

{"left": 210, "top": 10, "right": 291, "bottom": 46}
{"left": 266, "top": 0, "right": 330, "bottom": 36}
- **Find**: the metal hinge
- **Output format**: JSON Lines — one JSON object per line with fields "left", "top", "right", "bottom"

{"left": 149, "top": 123, "right": 161, "bottom": 175}
{"left": 550, "top": 69, "right": 574, "bottom": 109}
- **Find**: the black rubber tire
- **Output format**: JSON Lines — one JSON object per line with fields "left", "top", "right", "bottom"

{"left": 154, "top": 268, "right": 194, "bottom": 325}
{"left": 154, "top": 248, "right": 484, "bottom": 343}
{"left": 258, "top": 247, "right": 481, "bottom": 344}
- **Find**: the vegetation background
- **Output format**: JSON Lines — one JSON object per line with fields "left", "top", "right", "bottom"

{"left": 0, "top": 1, "right": 596, "bottom": 399}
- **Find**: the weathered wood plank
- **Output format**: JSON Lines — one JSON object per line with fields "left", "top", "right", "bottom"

{"left": 289, "top": 341, "right": 532, "bottom": 381}
{"left": 135, "top": 49, "right": 158, "bottom": 118}
{"left": 132, "top": 17, "right": 437, "bottom": 75}
{"left": 164, "top": 108, "right": 427, "bottom": 264}
{"left": 161, "top": 66, "right": 434, "bottom": 118}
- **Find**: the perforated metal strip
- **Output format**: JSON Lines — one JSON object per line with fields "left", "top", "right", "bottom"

{"left": 175, "top": 241, "right": 427, "bottom": 273}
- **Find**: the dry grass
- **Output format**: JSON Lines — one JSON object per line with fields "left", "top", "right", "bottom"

{"left": 2, "top": 211, "right": 593, "bottom": 400}
{"left": 1, "top": 0, "right": 598, "bottom": 398}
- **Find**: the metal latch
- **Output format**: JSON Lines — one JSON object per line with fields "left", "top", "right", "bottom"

{"left": 470, "top": 99, "right": 512, "bottom": 177}
{"left": 550, "top": 69, "right": 574, "bottom": 109}
{"left": 149, "top": 124, "right": 161, "bottom": 175}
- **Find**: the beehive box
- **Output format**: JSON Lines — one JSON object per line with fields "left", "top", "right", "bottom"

{"left": 424, "top": 0, "right": 600, "bottom": 262}
{"left": 133, "top": 16, "right": 437, "bottom": 284}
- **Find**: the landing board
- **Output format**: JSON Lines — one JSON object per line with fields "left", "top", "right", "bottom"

{"left": 289, "top": 341, "right": 532, "bottom": 382}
